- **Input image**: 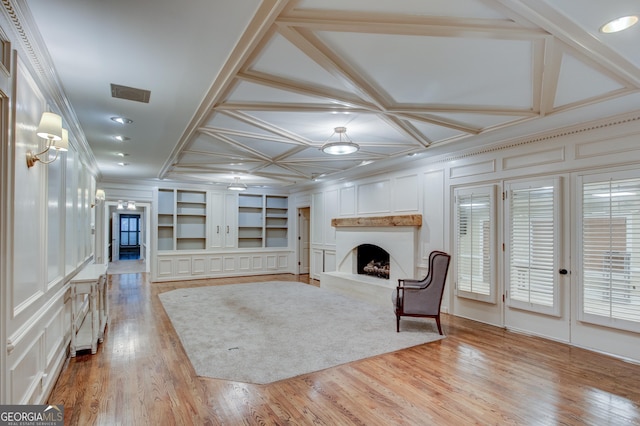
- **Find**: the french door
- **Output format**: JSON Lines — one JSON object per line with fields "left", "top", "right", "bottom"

{"left": 504, "top": 177, "right": 571, "bottom": 341}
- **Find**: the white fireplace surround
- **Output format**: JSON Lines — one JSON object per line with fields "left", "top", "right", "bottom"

{"left": 321, "top": 215, "right": 421, "bottom": 306}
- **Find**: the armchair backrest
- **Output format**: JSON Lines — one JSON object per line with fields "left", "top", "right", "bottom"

{"left": 402, "top": 251, "right": 451, "bottom": 315}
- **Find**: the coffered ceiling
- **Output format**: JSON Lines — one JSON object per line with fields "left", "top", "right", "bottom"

{"left": 17, "top": 0, "right": 640, "bottom": 189}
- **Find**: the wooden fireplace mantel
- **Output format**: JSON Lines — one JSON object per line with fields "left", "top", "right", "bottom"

{"left": 331, "top": 214, "right": 422, "bottom": 228}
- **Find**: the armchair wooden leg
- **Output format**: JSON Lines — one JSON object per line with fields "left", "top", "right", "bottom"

{"left": 435, "top": 315, "right": 443, "bottom": 335}
{"left": 396, "top": 313, "right": 400, "bottom": 332}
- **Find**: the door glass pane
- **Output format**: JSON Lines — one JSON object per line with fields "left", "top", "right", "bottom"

{"left": 582, "top": 177, "right": 640, "bottom": 329}
{"left": 508, "top": 182, "right": 558, "bottom": 314}
{"left": 454, "top": 186, "right": 495, "bottom": 303}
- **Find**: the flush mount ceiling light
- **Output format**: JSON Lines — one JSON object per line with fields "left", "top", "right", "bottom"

{"left": 111, "top": 116, "right": 133, "bottom": 124}
{"left": 600, "top": 15, "right": 639, "bottom": 33}
{"left": 321, "top": 126, "right": 359, "bottom": 155}
{"left": 227, "top": 177, "right": 247, "bottom": 191}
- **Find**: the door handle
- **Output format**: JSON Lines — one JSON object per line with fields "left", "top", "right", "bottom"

{"left": 559, "top": 269, "right": 568, "bottom": 275}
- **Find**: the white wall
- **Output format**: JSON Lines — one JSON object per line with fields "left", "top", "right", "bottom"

{"left": 0, "top": 26, "right": 98, "bottom": 404}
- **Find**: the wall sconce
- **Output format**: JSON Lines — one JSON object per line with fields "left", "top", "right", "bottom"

{"left": 91, "top": 189, "right": 106, "bottom": 208}
{"left": 117, "top": 200, "right": 124, "bottom": 210}
{"left": 26, "top": 112, "right": 69, "bottom": 168}
{"left": 127, "top": 201, "right": 136, "bottom": 210}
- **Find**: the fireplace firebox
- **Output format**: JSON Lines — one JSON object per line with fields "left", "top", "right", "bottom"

{"left": 357, "top": 244, "right": 390, "bottom": 279}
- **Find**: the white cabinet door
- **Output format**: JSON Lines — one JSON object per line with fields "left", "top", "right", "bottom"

{"left": 223, "top": 193, "right": 237, "bottom": 248}
{"left": 209, "top": 191, "right": 237, "bottom": 249}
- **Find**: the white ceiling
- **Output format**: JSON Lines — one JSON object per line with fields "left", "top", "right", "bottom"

{"left": 21, "top": 0, "right": 640, "bottom": 190}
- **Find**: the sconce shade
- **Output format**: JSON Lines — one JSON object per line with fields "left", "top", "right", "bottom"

{"left": 127, "top": 201, "right": 136, "bottom": 210}
{"left": 117, "top": 200, "right": 124, "bottom": 210}
{"left": 53, "top": 128, "right": 69, "bottom": 151}
{"left": 96, "top": 189, "right": 106, "bottom": 201}
{"left": 36, "top": 112, "right": 63, "bottom": 141}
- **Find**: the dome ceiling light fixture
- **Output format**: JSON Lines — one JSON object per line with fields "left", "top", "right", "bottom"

{"left": 227, "top": 176, "right": 247, "bottom": 191}
{"left": 321, "top": 126, "right": 359, "bottom": 155}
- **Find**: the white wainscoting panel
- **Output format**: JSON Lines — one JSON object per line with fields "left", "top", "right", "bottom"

{"left": 238, "top": 256, "right": 251, "bottom": 271}
{"left": 422, "top": 170, "right": 445, "bottom": 257}
{"left": 339, "top": 186, "right": 356, "bottom": 216}
{"left": 192, "top": 257, "right": 206, "bottom": 275}
{"left": 357, "top": 180, "right": 391, "bottom": 214}
{"left": 324, "top": 189, "right": 338, "bottom": 246}
{"left": 252, "top": 255, "right": 263, "bottom": 270}
{"left": 157, "top": 258, "right": 173, "bottom": 277}
{"left": 176, "top": 258, "right": 191, "bottom": 276}
{"left": 575, "top": 132, "right": 640, "bottom": 159}
{"left": 449, "top": 159, "right": 495, "bottom": 179}
{"left": 223, "top": 256, "right": 236, "bottom": 272}
{"left": 208, "top": 256, "right": 223, "bottom": 273}
{"left": 266, "top": 255, "right": 278, "bottom": 270}
{"left": 393, "top": 174, "right": 419, "bottom": 212}
{"left": 44, "top": 306, "right": 64, "bottom": 366}
{"left": 10, "top": 334, "right": 42, "bottom": 404}
{"left": 502, "top": 147, "right": 565, "bottom": 170}
{"left": 312, "top": 192, "right": 324, "bottom": 244}
{"left": 278, "top": 254, "right": 289, "bottom": 269}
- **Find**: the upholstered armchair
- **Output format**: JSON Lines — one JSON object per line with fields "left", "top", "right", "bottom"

{"left": 392, "top": 251, "right": 451, "bottom": 334}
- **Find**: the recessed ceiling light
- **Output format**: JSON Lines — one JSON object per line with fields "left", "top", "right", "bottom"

{"left": 114, "top": 135, "right": 130, "bottom": 142}
{"left": 117, "top": 162, "right": 129, "bottom": 166}
{"left": 111, "top": 116, "right": 133, "bottom": 124}
{"left": 116, "top": 152, "right": 129, "bottom": 157}
{"left": 600, "top": 15, "right": 639, "bottom": 33}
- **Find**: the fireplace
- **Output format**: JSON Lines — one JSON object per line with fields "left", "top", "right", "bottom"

{"left": 321, "top": 215, "right": 422, "bottom": 306}
{"left": 357, "top": 244, "right": 390, "bottom": 279}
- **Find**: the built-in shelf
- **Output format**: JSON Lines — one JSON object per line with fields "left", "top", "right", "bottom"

{"left": 157, "top": 189, "right": 207, "bottom": 251}
{"left": 237, "top": 194, "right": 288, "bottom": 248}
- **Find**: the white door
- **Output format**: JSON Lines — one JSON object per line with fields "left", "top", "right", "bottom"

{"left": 504, "top": 177, "right": 571, "bottom": 342}
{"left": 298, "top": 207, "right": 310, "bottom": 274}
{"left": 111, "top": 211, "right": 119, "bottom": 262}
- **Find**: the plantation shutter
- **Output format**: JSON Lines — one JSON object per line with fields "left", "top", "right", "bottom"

{"left": 581, "top": 175, "right": 640, "bottom": 332}
{"left": 507, "top": 180, "right": 559, "bottom": 316}
{"left": 454, "top": 186, "right": 495, "bottom": 303}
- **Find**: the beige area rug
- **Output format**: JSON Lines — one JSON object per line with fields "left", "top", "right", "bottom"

{"left": 108, "top": 259, "right": 146, "bottom": 274}
{"left": 159, "top": 281, "right": 443, "bottom": 384}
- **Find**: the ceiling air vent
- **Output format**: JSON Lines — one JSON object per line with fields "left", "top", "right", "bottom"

{"left": 110, "top": 83, "right": 151, "bottom": 103}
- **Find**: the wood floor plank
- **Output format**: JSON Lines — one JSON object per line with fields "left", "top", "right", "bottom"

{"left": 47, "top": 273, "right": 640, "bottom": 425}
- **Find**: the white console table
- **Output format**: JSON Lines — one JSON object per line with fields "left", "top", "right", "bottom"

{"left": 70, "top": 263, "right": 109, "bottom": 357}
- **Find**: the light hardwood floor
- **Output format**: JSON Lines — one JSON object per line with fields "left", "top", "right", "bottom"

{"left": 48, "top": 273, "right": 640, "bottom": 425}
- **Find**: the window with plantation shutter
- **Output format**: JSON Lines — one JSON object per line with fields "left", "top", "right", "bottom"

{"left": 454, "top": 186, "right": 496, "bottom": 303}
{"left": 506, "top": 179, "right": 560, "bottom": 316}
{"left": 580, "top": 173, "right": 640, "bottom": 332}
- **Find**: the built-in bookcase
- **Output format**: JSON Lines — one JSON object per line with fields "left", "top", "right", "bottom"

{"left": 156, "top": 189, "right": 207, "bottom": 250}
{"left": 157, "top": 189, "right": 175, "bottom": 251}
{"left": 238, "top": 194, "right": 288, "bottom": 248}
{"left": 265, "top": 195, "right": 288, "bottom": 247}
{"left": 238, "top": 194, "right": 264, "bottom": 248}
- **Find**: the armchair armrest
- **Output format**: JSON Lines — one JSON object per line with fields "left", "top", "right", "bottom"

{"left": 397, "top": 278, "right": 425, "bottom": 289}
